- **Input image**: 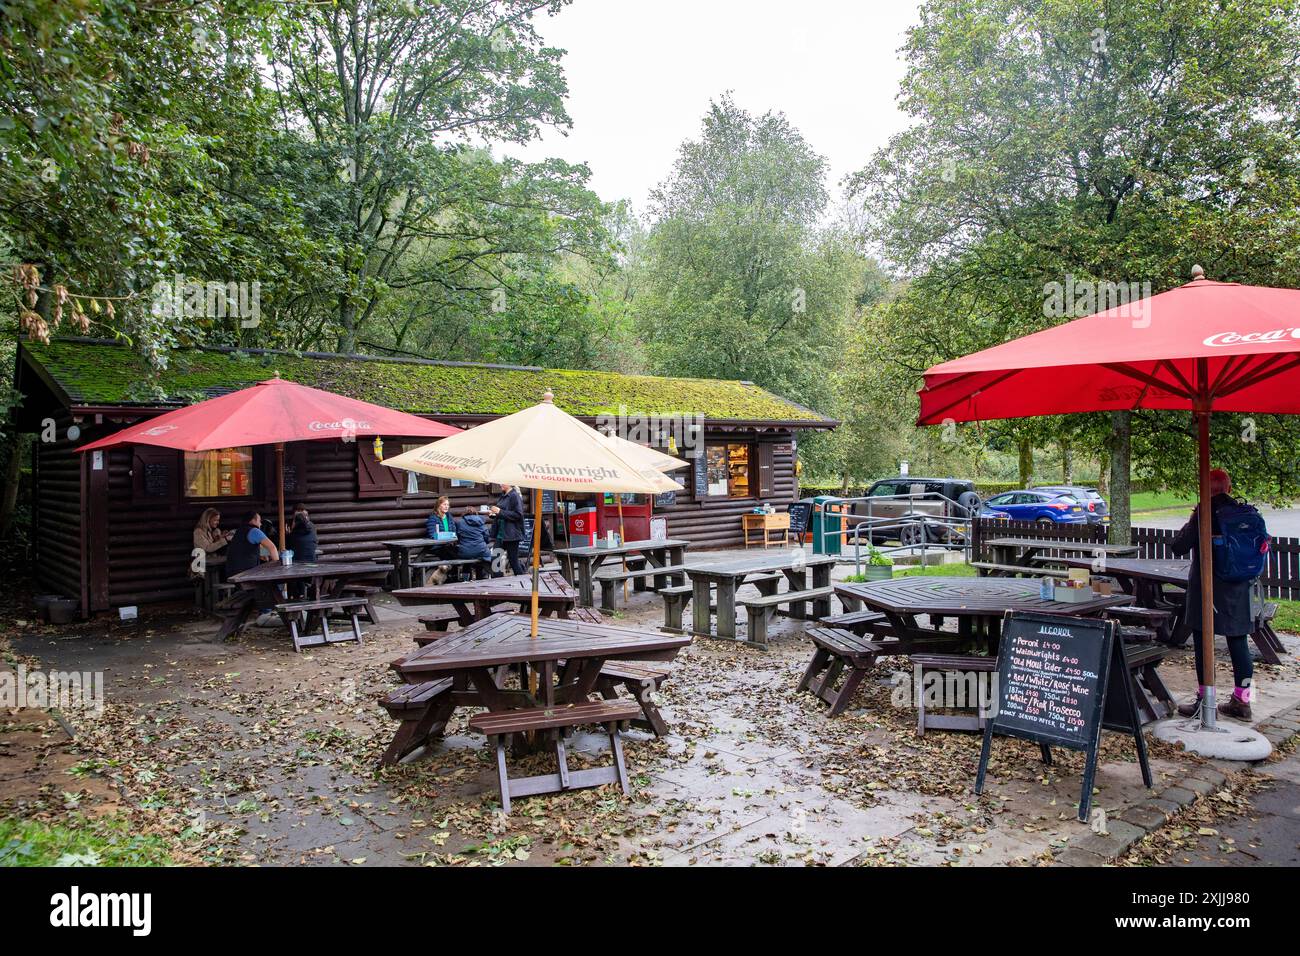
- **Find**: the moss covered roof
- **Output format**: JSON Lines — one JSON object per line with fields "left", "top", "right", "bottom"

{"left": 21, "top": 338, "right": 835, "bottom": 426}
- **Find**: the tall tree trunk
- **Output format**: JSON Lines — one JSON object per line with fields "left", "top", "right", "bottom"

{"left": 1108, "top": 411, "right": 1132, "bottom": 544}
{"left": 1060, "top": 438, "right": 1073, "bottom": 483}
{"left": 338, "top": 295, "right": 357, "bottom": 352}
{"left": 1017, "top": 436, "right": 1034, "bottom": 487}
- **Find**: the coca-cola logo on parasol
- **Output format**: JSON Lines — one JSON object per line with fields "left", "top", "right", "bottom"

{"left": 1203, "top": 328, "right": 1300, "bottom": 347}
{"left": 308, "top": 418, "right": 371, "bottom": 431}
{"left": 143, "top": 424, "right": 179, "bottom": 436}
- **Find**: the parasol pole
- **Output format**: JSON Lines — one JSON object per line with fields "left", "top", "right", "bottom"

{"left": 530, "top": 486, "right": 543, "bottom": 638}
{"left": 1194, "top": 373, "right": 1217, "bottom": 729}
{"left": 275, "top": 441, "right": 286, "bottom": 552}
{"left": 618, "top": 498, "right": 629, "bottom": 601}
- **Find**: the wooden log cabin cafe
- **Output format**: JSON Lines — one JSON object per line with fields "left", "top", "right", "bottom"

{"left": 13, "top": 338, "right": 836, "bottom": 618}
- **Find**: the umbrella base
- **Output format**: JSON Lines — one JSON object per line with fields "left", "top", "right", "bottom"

{"left": 1150, "top": 717, "right": 1272, "bottom": 761}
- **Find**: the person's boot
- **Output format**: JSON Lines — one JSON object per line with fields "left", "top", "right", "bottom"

{"left": 1218, "top": 693, "right": 1253, "bottom": 721}
{"left": 1176, "top": 695, "right": 1202, "bottom": 718}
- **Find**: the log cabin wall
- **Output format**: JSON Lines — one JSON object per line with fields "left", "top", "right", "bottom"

{"left": 32, "top": 415, "right": 86, "bottom": 609}
{"left": 84, "top": 426, "right": 801, "bottom": 613}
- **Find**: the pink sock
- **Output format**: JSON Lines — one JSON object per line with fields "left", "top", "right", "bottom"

{"left": 1234, "top": 686, "right": 1250, "bottom": 702}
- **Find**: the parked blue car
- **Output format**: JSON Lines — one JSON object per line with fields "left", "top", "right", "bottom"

{"left": 1030, "top": 485, "right": 1110, "bottom": 525}
{"left": 979, "top": 489, "right": 1090, "bottom": 524}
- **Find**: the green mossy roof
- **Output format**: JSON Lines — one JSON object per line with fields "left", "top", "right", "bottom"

{"left": 22, "top": 339, "right": 834, "bottom": 425}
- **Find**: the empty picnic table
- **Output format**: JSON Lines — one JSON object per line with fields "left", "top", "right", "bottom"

{"left": 381, "top": 537, "right": 457, "bottom": 590}
{"left": 384, "top": 613, "right": 691, "bottom": 802}
{"left": 683, "top": 552, "right": 837, "bottom": 645}
{"left": 392, "top": 571, "right": 578, "bottom": 625}
{"left": 554, "top": 538, "right": 690, "bottom": 607}
{"left": 1053, "top": 555, "right": 1287, "bottom": 664}
{"left": 835, "top": 574, "right": 1132, "bottom": 649}
{"left": 218, "top": 560, "right": 392, "bottom": 642}
{"left": 980, "top": 537, "right": 1138, "bottom": 575}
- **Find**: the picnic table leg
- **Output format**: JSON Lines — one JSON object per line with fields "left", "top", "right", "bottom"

{"left": 576, "top": 558, "right": 595, "bottom": 607}
{"left": 811, "top": 564, "right": 832, "bottom": 620}
{"left": 715, "top": 580, "right": 738, "bottom": 640}
{"left": 690, "top": 577, "right": 712, "bottom": 637}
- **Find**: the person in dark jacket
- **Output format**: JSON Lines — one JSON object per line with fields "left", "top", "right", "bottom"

{"left": 1170, "top": 469, "right": 1257, "bottom": 721}
{"left": 453, "top": 508, "right": 494, "bottom": 579}
{"left": 425, "top": 496, "right": 457, "bottom": 557}
{"left": 490, "top": 483, "right": 526, "bottom": 575}
{"left": 225, "top": 511, "right": 279, "bottom": 575}
{"left": 285, "top": 503, "right": 318, "bottom": 562}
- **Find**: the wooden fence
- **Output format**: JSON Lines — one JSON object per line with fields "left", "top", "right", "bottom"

{"left": 1132, "top": 526, "right": 1300, "bottom": 600}
{"left": 970, "top": 518, "right": 1300, "bottom": 600}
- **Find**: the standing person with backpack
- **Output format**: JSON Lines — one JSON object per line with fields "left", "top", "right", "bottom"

{"left": 1171, "top": 469, "right": 1270, "bottom": 721}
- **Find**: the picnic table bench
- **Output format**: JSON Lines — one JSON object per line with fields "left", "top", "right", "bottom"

{"left": 595, "top": 562, "right": 687, "bottom": 612}
{"left": 660, "top": 572, "right": 781, "bottom": 634}
{"left": 216, "top": 560, "right": 392, "bottom": 644}
{"left": 972, "top": 561, "right": 1068, "bottom": 578}
{"left": 739, "top": 585, "right": 836, "bottom": 648}
{"left": 274, "top": 595, "right": 369, "bottom": 652}
{"left": 554, "top": 538, "right": 689, "bottom": 607}
{"left": 470, "top": 699, "right": 642, "bottom": 813}
{"left": 596, "top": 660, "right": 672, "bottom": 737}
{"left": 798, "top": 627, "right": 887, "bottom": 716}
{"left": 683, "top": 552, "right": 837, "bottom": 646}
{"left": 392, "top": 571, "right": 578, "bottom": 626}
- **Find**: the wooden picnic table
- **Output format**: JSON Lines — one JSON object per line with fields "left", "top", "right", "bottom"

{"left": 381, "top": 537, "right": 458, "bottom": 590}
{"left": 683, "top": 552, "right": 837, "bottom": 642}
{"left": 387, "top": 612, "right": 691, "bottom": 754}
{"left": 218, "top": 560, "right": 392, "bottom": 641}
{"left": 554, "top": 538, "right": 690, "bottom": 607}
{"left": 392, "top": 571, "right": 578, "bottom": 626}
{"left": 983, "top": 536, "right": 1138, "bottom": 571}
{"left": 1053, "top": 556, "right": 1287, "bottom": 664}
{"left": 835, "top": 574, "right": 1132, "bottom": 650}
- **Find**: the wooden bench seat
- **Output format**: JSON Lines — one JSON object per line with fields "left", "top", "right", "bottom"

{"left": 739, "top": 586, "right": 836, "bottom": 648}
{"left": 468, "top": 700, "right": 643, "bottom": 813}
{"left": 971, "top": 561, "right": 1068, "bottom": 578}
{"left": 818, "top": 608, "right": 891, "bottom": 637}
{"left": 418, "top": 605, "right": 461, "bottom": 632}
{"left": 597, "top": 661, "right": 672, "bottom": 737}
{"left": 1105, "top": 604, "right": 1174, "bottom": 643}
{"left": 377, "top": 678, "right": 455, "bottom": 766}
{"left": 1123, "top": 642, "right": 1176, "bottom": 722}
{"left": 797, "top": 626, "right": 885, "bottom": 716}
{"left": 910, "top": 653, "right": 997, "bottom": 734}
{"left": 595, "top": 563, "right": 686, "bottom": 612}
{"left": 340, "top": 582, "right": 382, "bottom": 623}
{"left": 570, "top": 606, "right": 604, "bottom": 624}
{"left": 274, "top": 596, "right": 369, "bottom": 652}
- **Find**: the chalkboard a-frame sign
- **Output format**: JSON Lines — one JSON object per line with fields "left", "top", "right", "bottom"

{"left": 975, "top": 611, "right": 1151, "bottom": 822}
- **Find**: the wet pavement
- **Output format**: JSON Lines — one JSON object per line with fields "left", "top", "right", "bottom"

{"left": 4, "top": 549, "right": 1298, "bottom": 866}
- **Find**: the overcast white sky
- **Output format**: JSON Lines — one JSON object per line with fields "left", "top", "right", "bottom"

{"left": 505, "top": 0, "right": 923, "bottom": 216}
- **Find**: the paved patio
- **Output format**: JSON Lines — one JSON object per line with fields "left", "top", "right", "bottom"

{"left": 3, "top": 548, "right": 1298, "bottom": 866}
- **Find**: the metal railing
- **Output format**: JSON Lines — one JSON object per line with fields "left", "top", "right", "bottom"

{"left": 815, "top": 492, "right": 978, "bottom": 573}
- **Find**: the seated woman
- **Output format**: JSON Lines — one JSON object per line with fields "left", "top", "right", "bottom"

{"left": 425, "top": 495, "right": 457, "bottom": 557}
{"left": 285, "top": 503, "right": 318, "bottom": 562}
{"left": 191, "top": 507, "right": 232, "bottom": 579}
{"left": 453, "top": 507, "right": 494, "bottom": 579}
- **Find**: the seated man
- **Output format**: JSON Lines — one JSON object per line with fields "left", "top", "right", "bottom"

{"left": 453, "top": 507, "right": 494, "bottom": 579}
{"left": 225, "top": 510, "right": 280, "bottom": 575}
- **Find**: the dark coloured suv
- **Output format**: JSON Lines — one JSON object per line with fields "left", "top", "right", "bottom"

{"left": 851, "top": 477, "right": 982, "bottom": 545}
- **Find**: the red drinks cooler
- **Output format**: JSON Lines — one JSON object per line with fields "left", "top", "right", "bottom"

{"left": 568, "top": 506, "right": 598, "bottom": 547}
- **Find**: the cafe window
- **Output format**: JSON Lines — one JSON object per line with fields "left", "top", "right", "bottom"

{"left": 184, "top": 447, "right": 254, "bottom": 498}
{"left": 400, "top": 443, "right": 441, "bottom": 495}
{"left": 705, "top": 443, "right": 752, "bottom": 498}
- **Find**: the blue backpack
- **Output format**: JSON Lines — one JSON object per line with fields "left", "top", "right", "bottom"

{"left": 1212, "top": 499, "right": 1270, "bottom": 582}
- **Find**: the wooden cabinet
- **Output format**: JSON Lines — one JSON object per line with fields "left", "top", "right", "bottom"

{"left": 742, "top": 512, "right": 790, "bottom": 549}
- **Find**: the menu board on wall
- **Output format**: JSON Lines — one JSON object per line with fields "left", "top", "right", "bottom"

{"left": 144, "top": 462, "right": 171, "bottom": 497}
{"left": 692, "top": 452, "right": 707, "bottom": 498}
{"left": 654, "top": 490, "right": 677, "bottom": 507}
{"left": 975, "top": 612, "right": 1149, "bottom": 821}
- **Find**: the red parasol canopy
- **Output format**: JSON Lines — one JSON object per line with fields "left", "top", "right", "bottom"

{"left": 919, "top": 277, "right": 1300, "bottom": 425}
{"left": 78, "top": 377, "right": 457, "bottom": 452}
{"left": 917, "top": 273, "right": 1300, "bottom": 732}
{"left": 77, "top": 377, "right": 459, "bottom": 549}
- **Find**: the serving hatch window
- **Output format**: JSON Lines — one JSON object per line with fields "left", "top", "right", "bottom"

{"left": 401, "top": 443, "right": 440, "bottom": 494}
{"left": 184, "top": 447, "right": 253, "bottom": 498}
{"left": 705, "top": 443, "right": 752, "bottom": 498}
